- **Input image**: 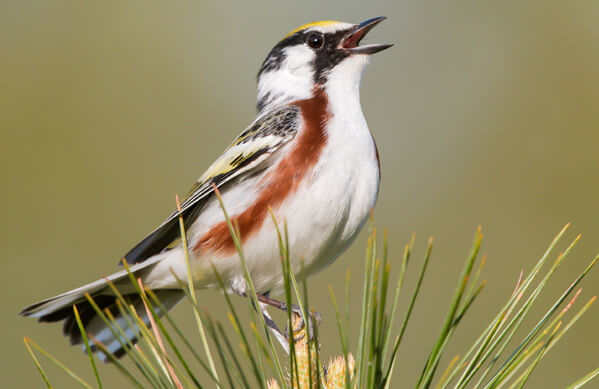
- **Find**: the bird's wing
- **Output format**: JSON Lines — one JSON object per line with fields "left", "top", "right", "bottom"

{"left": 121, "top": 105, "right": 301, "bottom": 265}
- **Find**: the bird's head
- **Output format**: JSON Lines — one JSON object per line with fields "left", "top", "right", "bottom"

{"left": 256, "top": 17, "right": 392, "bottom": 112}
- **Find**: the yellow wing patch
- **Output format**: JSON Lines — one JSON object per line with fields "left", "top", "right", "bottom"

{"left": 197, "top": 149, "right": 257, "bottom": 184}
{"left": 182, "top": 147, "right": 257, "bottom": 203}
{"left": 283, "top": 20, "right": 341, "bottom": 39}
{"left": 193, "top": 135, "right": 274, "bottom": 189}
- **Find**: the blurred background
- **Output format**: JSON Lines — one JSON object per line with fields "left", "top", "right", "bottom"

{"left": 2, "top": 1, "right": 599, "bottom": 387}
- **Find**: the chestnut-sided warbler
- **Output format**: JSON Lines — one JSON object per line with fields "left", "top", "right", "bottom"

{"left": 21, "top": 17, "right": 391, "bottom": 360}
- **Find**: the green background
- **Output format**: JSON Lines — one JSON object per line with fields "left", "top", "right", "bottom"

{"left": 2, "top": 1, "right": 599, "bottom": 387}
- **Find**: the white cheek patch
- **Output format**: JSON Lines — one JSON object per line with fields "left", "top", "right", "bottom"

{"left": 282, "top": 45, "right": 316, "bottom": 73}
{"left": 256, "top": 46, "right": 316, "bottom": 111}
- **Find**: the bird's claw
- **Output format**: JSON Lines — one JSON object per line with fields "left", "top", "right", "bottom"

{"left": 285, "top": 309, "right": 321, "bottom": 342}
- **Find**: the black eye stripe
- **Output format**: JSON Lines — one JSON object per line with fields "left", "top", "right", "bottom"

{"left": 311, "top": 29, "right": 352, "bottom": 83}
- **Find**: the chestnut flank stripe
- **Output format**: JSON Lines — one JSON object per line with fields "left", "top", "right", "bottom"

{"left": 194, "top": 87, "right": 330, "bottom": 255}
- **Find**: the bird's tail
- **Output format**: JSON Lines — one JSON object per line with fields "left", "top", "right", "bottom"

{"left": 20, "top": 264, "right": 184, "bottom": 362}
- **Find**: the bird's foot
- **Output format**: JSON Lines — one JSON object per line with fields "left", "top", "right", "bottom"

{"left": 244, "top": 292, "right": 322, "bottom": 349}
{"left": 285, "top": 309, "right": 322, "bottom": 342}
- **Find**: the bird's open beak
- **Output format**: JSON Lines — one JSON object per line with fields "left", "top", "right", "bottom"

{"left": 341, "top": 16, "right": 393, "bottom": 55}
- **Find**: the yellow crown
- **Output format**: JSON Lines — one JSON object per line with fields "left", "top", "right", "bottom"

{"left": 283, "top": 20, "right": 341, "bottom": 39}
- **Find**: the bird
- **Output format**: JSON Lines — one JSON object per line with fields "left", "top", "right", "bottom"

{"left": 20, "top": 17, "right": 392, "bottom": 361}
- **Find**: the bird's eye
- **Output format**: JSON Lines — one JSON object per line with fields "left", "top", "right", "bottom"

{"left": 306, "top": 32, "right": 324, "bottom": 49}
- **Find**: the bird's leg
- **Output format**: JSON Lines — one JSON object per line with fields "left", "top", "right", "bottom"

{"left": 233, "top": 288, "right": 290, "bottom": 352}
{"left": 236, "top": 289, "right": 321, "bottom": 343}
{"left": 254, "top": 293, "right": 322, "bottom": 341}
{"left": 258, "top": 303, "right": 290, "bottom": 353}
